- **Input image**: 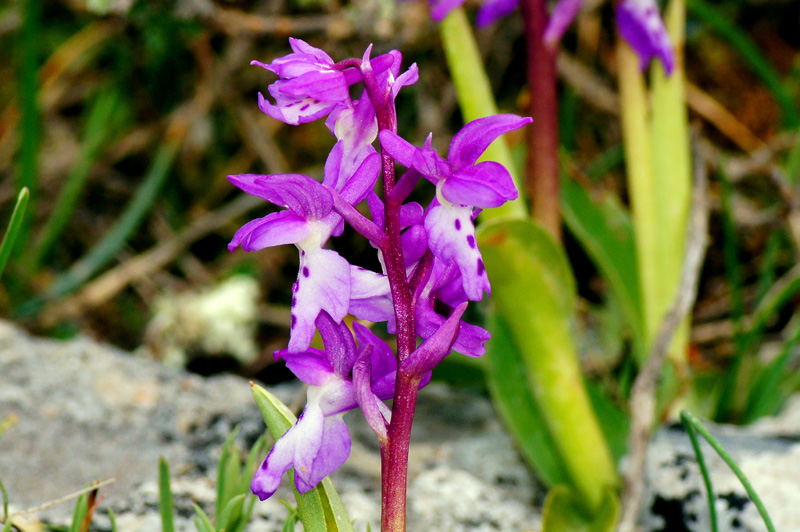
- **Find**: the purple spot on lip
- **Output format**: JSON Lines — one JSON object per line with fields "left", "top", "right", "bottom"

{"left": 467, "top": 235, "right": 476, "bottom": 249}
{"left": 299, "top": 104, "right": 310, "bottom": 111}
{"left": 477, "top": 259, "right": 485, "bottom": 275}
{"left": 303, "top": 267, "right": 310, "bottom": 277}
{"left": 291, "top": 296, "right": 297, "bottom": 308}
{"left": 455, "top": 219, "right": 462, "bottom": 231}
{"left": 291, "top": 315, "right": 297, "bottom": 328}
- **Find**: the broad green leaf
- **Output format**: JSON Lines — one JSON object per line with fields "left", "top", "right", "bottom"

{"left": 560, "top": 176, "right": 645, "bottom": 359}
{"left": 218, "top": 494, "right": 246, "bottom": 529}
{"left": 159, "top": 457, "right": 175, "bottom": 532}
{"left": 251, "top": 384, "right": 354, "bottom": 532}
{"left": 477, "top": 219, "right": 617, "bottom": 511}
{"left": 485, "top": 312, "right": 571, "bottom": 487}
{"left": 585, "top": 383, "right": 630, "bottom": 466}
{"left": 541, "top": 485, "right": 619, "bottom": 532}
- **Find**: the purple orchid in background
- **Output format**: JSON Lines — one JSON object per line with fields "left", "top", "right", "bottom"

{"left": 545, "top": 0, "right": 675, "bottom": 73}
{"left": 230, "top": 39, "right": 529, "bottom": 530}
{"left": 412, "top": 0, "right": 674, "bottom": 74}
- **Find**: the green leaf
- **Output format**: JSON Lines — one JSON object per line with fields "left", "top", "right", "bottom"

{"left": 485, "top": 312, "right": 571, "bottom": 487}
{"left": 0, "top": 187, "right": 29, "bottom": 280}
{"left": 560, "top": 176, "right": 645, "bottom": 358}
{"left": 541, "top": 485, "right": 619, "bottom": 532}
{"left": 251, "top": 384, "right": 354, "bottom": 532}
{"left": 193, "top": 503, "right": 217, "bottom": 532}
{"left": 477, "top": 219, "right": 617, "bottom": 511}
{"left": 159, "top": 457, "right": 176, "bottom": 532}
{"left": 218, "top": 493, "right": 246, "bottom": 530}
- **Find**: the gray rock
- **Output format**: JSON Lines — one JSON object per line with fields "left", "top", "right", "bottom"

{"left": 0, "top": 321, "right": 542, "bottom": 531}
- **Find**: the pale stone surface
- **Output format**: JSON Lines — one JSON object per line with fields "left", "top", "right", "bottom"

{"left": 5, "top": 318, "right": 800, "bottom": 531}
{"left": 0, "top": 320, "right": 542, "bottom": 531}
{"left": 642, "top": 421, "right": 800, "bottom": 532}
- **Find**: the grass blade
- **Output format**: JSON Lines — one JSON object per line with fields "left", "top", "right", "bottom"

{"left": 0, "top": 188, "right": 30, "bottom": 280}
{"left": 39, "top": 139, "right": 180, "bottom": 303}
{"left": 159, "top": 457, "right": 175, "bottom": 532}
{"left": 193, "top": 503, "right": 216, "bottom": 532}
{"left": 29, "top": 88, "right": 123, "bottom": 270}
{"left": 68, "top": 494, "right": 88, "bottom": 532}
{"left": 681, "top": 410, "right": 775, "bottom": 532}
{"left": 744, "top": 317, "right": 800, "bottom": 422}
{"left": 681, "top": 413, "right": 718, "bottom": 532}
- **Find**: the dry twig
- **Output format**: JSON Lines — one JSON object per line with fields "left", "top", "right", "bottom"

{"left": 617, "top": 142, "right": 710, "bottom": 532}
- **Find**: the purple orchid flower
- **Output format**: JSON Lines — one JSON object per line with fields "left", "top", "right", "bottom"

{"left": 379, "top": 114, "right": 531, "bottom": 301}
{"left": 227, "top": 173, "right": 351, "bottom": 352}
{"left": 544, "top": 0, "right": 675, "bottom": 74}
{"left": 419, "top": 0, "right": 515, "bottom": 26}
{"left": 412, "top": 0, "right": 673, "bottom": 74}
{"left": 253, "top": 39, "right": 397, "bottom": 126}
{"left": 615, "top": 0, "right": 676, "bottom": 74}
{"left": 252, "top": 312, "right": 397, "bottom": 499}
{"left": 233, "top": 41, "right": 532, "bottom": 513}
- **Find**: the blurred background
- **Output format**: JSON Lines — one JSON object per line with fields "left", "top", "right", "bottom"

{"left": 2, "top": 0, "right": 800, "bottom": 409}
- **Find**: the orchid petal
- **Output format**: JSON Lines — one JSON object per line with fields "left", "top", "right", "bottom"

{"left": 448, "top": 114, "right": 532, "bottom": 168}
{"left": 379, "top": 130, "right": 418, "bottom": 169}
{"left": 228, "top": 211, "right": 311, "bottom": 252}
{"left": 543, "top": 0, "right": 583, "bottom": 46}
{"left": 616, "top": 0, "right": 675, "bottom": 74}
{"left": 315, "top": 311, "right": 357, "bottom": 379}
{"left": 424, "top": 203, "right": 490, "bottom": 301}
{"left": 296, "top": 413, "right": 351, "bottom": 491}
{"left": 228, "top": 173, "right": 333, "bottom": 219}
{"left": 476, "top": 0, "right": 518, "bottom": 27}
{"left": 281, "top": 349, "right": 333, "bottom": 386}
{"left": 416, "top": 299, "right": 490, "bottom": 357}
{"left": 352, "top": 322, "right": 397, "bottom": 390}
{"left": 442, "top": 160, "right": 518, "bottom": 208}
{"left": 349, "top": 267, "right": 394, "bottom": 323}
{"left": 353, "top": 347, "right": 389, "bottom": 441}
{"left": 289, "top": 248, "right": 351, "bottom": 352}
{"left": 403, "top": 302, "right": 466, "bottom": 376}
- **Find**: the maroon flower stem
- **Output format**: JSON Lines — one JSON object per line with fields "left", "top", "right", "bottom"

{"left": 520, "top": 0, "right": 561, "bottom": 241}
{"left": 361, "top": 57, "right": 419, "bottom": 532}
